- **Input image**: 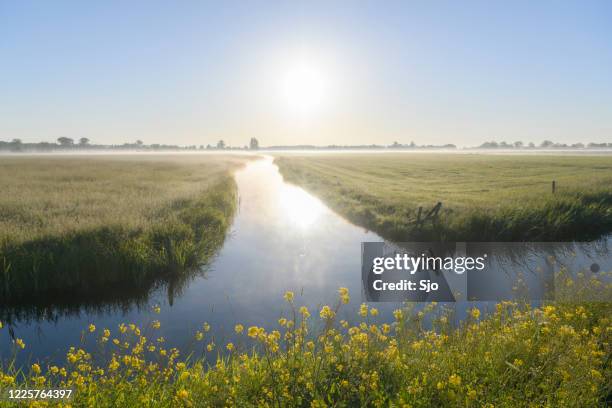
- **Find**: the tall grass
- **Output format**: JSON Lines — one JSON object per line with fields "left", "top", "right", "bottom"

{"left": 0, "top": 269, "right": 609, "bottom": 407}
{"left": 275, "top": 154, "right": 612, "bottom": 241}
{"left": 0, "top": 155, "right": 248, "bottom": 304}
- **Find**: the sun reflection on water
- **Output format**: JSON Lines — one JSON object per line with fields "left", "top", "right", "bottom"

{"left": 277, "top": 183, "right": 325, "bottom": 229}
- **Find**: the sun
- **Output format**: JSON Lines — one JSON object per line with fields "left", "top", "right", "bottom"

{"left": 280, "top": 60, "right": 330, "bottom": 117}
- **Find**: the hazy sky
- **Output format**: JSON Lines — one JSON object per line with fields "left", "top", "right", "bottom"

{"left": 1, "top": 1, "right": 611, "bottom": 147}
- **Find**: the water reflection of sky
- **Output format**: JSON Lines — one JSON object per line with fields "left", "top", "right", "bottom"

{"left": 1, "top": 157, "right": 610, "bottom": 365}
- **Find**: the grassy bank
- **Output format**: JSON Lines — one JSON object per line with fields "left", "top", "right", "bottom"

{"left": 274, "top": 153, "right": 612, "bottom": 241}
{"left": 0, "top": 270, "right": 610, "bottom": 407}
{"left": 0, "top": 154, "right": 249, "bottom": 304}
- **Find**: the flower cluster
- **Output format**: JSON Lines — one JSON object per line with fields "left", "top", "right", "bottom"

{"left": 0, "top": 269, "right": 609, "bottom": 407}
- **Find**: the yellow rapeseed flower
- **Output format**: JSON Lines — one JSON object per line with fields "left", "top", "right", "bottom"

{"left": 470, "top": 308, "right": 481, "bottom": 320}
{"left": 320, "top": 305, "right": 335, "bottom": 320}
{"left": 370, "top": 308, "right": 379, "bottom": 316}
{"left": 338, "top": 287, "right": 350, "bottom": 304}
{"left": 449, "top": 374, "right": 461, "bottom": 387}
{"left": 226, "top": 343, "right": 234, "bottom": 351}
{"left": 88, "top": 324, "right": 96, "bottom": 333}
{"left": 31, "top": 363, "right": 41, "bottom": 375}
{"left": 248, "top": 326, "right": 259, "bottom": 338}
{"left": 15, "top": 338, "right": 25, "bottom": 349}
{"left": 359, "top": 303, "right": 368, "bottom": 317}
{"left": 284, "top": 291, "right": 294, "bottom": 303}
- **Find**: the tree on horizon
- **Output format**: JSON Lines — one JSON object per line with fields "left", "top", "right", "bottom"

{"left": 57, "top": 137, "right": 74, "bottom": 146}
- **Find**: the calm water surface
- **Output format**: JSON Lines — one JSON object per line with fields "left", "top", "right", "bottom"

{"left": 1, "top": 157, "right": 610, "bottom": 364}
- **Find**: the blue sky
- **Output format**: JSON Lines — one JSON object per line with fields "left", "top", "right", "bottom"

{"left": 1, "top": 1, "right": 611, "bottom": 147}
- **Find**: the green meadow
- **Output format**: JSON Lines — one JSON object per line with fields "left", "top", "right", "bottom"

{"left": 275, "top": 153, "right": 612, "bottom": 241}
{"left": 0, "top": 154, "right": 249, "bottom": 304}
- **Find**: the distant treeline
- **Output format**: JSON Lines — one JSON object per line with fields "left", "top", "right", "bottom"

{"left": 0, "top": 138, "right": 456, "bottom": 152}
{"left": 1, "top": 137, "right": 610, "bottom": 152}
{"left": 476, "top": 140, "right": 612, "bottom": 149}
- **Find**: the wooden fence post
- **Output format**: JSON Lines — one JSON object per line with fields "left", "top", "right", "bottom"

{"left": 552, "top": 180, "right": 556, "bottom": 194}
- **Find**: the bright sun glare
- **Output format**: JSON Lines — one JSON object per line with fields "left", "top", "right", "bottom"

{"left": 280, "top": 60, "right": 330, "bottom": 117}
{"left": 278, "top": 184, "right": 325, "bottom": 229}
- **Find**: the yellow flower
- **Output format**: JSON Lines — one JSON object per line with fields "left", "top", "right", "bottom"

{"left": 226, "top": 343, "right": 234, "bottom": 351}
{"left": 320, "top": 305, "right": 335, "bottom": 320}
{"left": 437, "top": 381, "right": 445, "bottom": 390}
{"left": 153, "top": 305, "right": 161, "bottom": 314}
{"left": 206, "top": 343, "right": 215, "bottom": 352}
{"left": 449, "top": 374, "right": 461, "bottom": 387}
{"left": 31, "top": 363, "right": 41, "bottom": 374}
{"left": 284, "top": 291, "right": 294, "bottom": 303}
{"left": 151, "top": 320, "right": 161, "bottom": 330}
{"left": 176, "top": 389, "right": 189, "bottom": 399}
{"left": 103, "top": 329, "right": 110, "bottom": 338}
{"left": 203, "top": 322, "right": 210, "bottom": 332}
{"left": 470, "top": 308, "right": 481, "bottom": 320}
{"left": 195, "top": 331, "right": 204, "bottom": 341}
{"left": 108, "top": 358, "right": 120, "bottom": 371}
{"left": 248, "top": 326, "right": 259, "bottom": 338}
{"left": 88, "top": 324, "right": 96, "bottom": 333}
{"left": 338, "top": 287, "right": 350, "bottom": 304}
{"left": 393, "top": 309, "right": 403, "bottom": 321}
{"left": 15, "top": 338, "right": 25, "bottom": 349}
{"left": 370, "top": 308, "right": 379, "bottom": 317}
{"left": 359, "top": 303, "right": 368, "bottom": 317}
{"left": 300, "top": 306, "right": 311, "bottom": 318}
{"left": 278, "top": 318, "right": 287, "bottom": 327}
